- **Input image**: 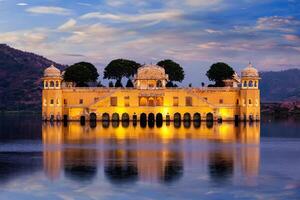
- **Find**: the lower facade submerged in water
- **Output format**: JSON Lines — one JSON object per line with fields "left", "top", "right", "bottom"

{"left": 42, "top": 64, "right": 261, "bottom": 122}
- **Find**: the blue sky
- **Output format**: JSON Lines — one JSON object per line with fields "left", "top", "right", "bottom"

{"left": 0, "top": 0, "right": 300, "bottom": 85}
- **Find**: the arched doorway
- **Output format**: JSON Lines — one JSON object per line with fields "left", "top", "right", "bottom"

{"left": 90, "top": 113, "right": 97, "bottom": 122}
{"left": 183, "top": 113, "right": 191, "bottom": 122}
{"left": 148, "top": 113, "right": 155, "bottom": 122}
{"left": 156, "top": 113, "right": 163, "bottom": 127}
{"left": 121, "top": 113, "right": 130, "bottom": 122}
{"left": 156, "top": 113, "right": 163, "bottom": 122}
{"left": 206, "top": 113, "right": 214, "bottom": 122}
{"left": 102, "top": 113, "right": 110, "bottom": 121}
{"left": 193, "top": 113, "right": 201, "bottom": 122}
{"left": 156, "top": 80, "right": 162, "bottom": 88}
{"left": 174, "top": 113, "right": 181, "bottom": 122}
{"left": 63, "top": 115, "right": 68, "bottom": 122}
{"left": 140, "top": 113, "right": 147, "bottom": 122}
{"left": 112, "top": 113, "right": 119, "bottom": 121}
{"left": 80, "top": 116, "right": 85, "bottom": 125}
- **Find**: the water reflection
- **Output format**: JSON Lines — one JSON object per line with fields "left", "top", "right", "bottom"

{"left": 42, "top": 121, "right": 260, "bottom": 185}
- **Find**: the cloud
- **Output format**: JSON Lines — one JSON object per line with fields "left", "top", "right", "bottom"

{"left": 77, "top": 2, "right": 92, "bottom": 6}
{"left": 106, "top": 0, "right": 124, "bottom": 7}
{"left": 283, "top": 34, "right": 300, "bottom": 42}
{"left": 255, "top": 16, "right": 300, "bottom": 32}
{"left": 184, "top": 0, "right": 222, "bottom": 7}
{"left": 26, "top": 6, "right": 71, "bottom": 15}
{"left": 61, "top": 23, "right": 128, "bottom": 44}
{"left": 80, "top": 10, "right": 182, "bottom": 23}
{"left": 17, "top": 2, "right": 28, "bottom": 6}
{"left": 58, "top": 19, "right": 77, "bottom": 31}
{"left": 0, "top": 31, "right": 47, "bottom": 44}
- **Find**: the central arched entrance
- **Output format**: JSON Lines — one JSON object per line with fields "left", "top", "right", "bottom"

{"left": 90, "top": 113, "right": 97, "bottom": 122}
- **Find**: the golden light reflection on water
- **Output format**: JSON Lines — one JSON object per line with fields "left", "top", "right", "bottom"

{"left": 42, "top": 122, "right": 260, "bottom": 185}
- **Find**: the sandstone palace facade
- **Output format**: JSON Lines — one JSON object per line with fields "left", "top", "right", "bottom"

{"left": 42, "top": 64, "right": 260, "bottom": 122}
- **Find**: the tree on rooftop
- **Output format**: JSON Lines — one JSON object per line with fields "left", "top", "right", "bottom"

{"left": 115, "top": 79, "right": 123, "bottom": 87}
{"left": 103, "top": 59, "right": 141, "bottom": 82}
{"left": 206, "top": 62, "right": 234, "bottom": 87}
{"left": 63, "top": 62, "right": 99, "bottom": 87}
{"left": 126, "top": 79, "right": 134, "bottom": 87}
{"left": 157, "top": 59, "right": 185, "bottom": 84}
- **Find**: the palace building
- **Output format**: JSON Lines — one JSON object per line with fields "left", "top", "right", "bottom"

{"left": 42, "top": 63, "right": 261, "bottom": 122}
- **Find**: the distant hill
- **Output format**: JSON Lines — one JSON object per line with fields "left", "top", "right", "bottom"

{"left": 0, "top": 44, "right": 64, "bottom": 111}
{"left": 260, "top": 69, "right": 300, "bottom": 102}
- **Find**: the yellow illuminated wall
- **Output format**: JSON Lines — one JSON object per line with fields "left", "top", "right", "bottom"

{"left": 42, "top": 86, "right": 260, "bottom": 121}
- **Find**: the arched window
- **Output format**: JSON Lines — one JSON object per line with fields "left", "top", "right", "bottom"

{"left": 139, "top": 97, "right": 147, "bottom": 106}
{"left": 243, "top": 81, "right": 247, "bottom": 87}
{"left": 156, "top": 97, "right": 163, "bottom": 106}
{"left": 249, "top": 99, "right": 252, "bottom": 105}
{"left": 55, "top": 81, "right": 59, "bottom": 87}
{"left": 45, "top": 81, "right": 48, "bottom": 88}
{"left": 50, "top": 81, "right": 54, "bottom": 87}
{"left": 249, "top": 80, "right": 253, "bottom": 87}
{"left": 156, "top": 80, "right": 162, "bottom": 88}
{"left": 254, "top": 81, "right": 258, "bottom": 87}
{"left": 148, "top": 97, "right": 155, "bottom": 106}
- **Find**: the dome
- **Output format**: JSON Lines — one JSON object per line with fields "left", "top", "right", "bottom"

{"left": 135, "top": 64, "right": 168, "bottom": 80}
{"left": 44, "top": 64, "right": 61, "bottom": 77}
{"left": 241, "top": 63, "right": 259, "bottom": 77}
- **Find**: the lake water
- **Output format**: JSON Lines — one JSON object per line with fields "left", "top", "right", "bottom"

{"left": 0, "top": 114, "right": 300, "bottom": 200}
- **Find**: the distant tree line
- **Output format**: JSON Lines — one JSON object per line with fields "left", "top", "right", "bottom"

{"left": 63, "top": 59, "right": 234, "bottom": 87}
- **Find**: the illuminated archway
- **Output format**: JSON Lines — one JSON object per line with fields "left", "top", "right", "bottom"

{"left": 112, "top": 113, "right": 119, "bottom": 121}
{"left": 102, "top": 113, "right": 110, "bottom": 121}
{"left": 148, "top": 97, "right": 155, "bottom": 106}
{"left": 174, "top": 112, "right": 181, "bottom": 122}
{"left": 139, "top": 97, "right": 147, "bottom": 106}
{"left": 148, "top": 113, "right": 155, "bottom": 122}
{"left": 122, "top": 113, "right": 130, "bottom": 121}
{"left": 156, "top": 97, "right": 164, "bottom": 106}
{"left": 90, "top": 113, "right": 97, "bottom": 122}
{"left": 206, "top": 113, "right": 214, "bottom": 122}
{"left": 140, "top": 113, "right": 147, "bottom": 122}
{"left": 80, "top": 116, "right": 85, "bottom": 125}
{"left": 193, "top": 113, "right": 201, "bottom": 121}
{"left": 156, "top": 113, "right": 163, "bottom": 127}
{"left": 50, "top": 81, "right": 55, "bottom": 87}
{"left": 183, "top": 113, "right": 191, "bottom": 121}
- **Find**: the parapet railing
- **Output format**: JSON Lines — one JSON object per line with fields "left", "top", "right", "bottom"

{"left": 61, "top": 86, "right": 240, "bottom": 92}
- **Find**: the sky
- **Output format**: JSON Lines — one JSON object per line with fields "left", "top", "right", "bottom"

{"left": 0, "top": 0, "right": 300, "bottom": 85}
